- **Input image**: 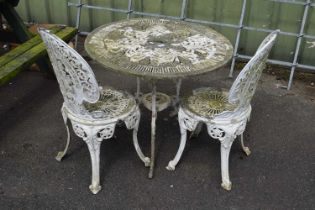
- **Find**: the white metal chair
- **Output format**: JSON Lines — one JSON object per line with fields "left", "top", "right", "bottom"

{"left": 166, "top": 31, "right": 278, "bottom": 190}
{"left": 39, "top": 28, "right": 150, "bottom": 194}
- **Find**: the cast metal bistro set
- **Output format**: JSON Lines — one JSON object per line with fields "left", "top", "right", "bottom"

{"left": 39, "top": 18, "right": 278, "bottom": 194}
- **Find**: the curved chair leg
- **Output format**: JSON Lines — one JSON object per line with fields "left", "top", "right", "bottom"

{"left": 220, "top": 138, "right": 233, "bottom": 191}
{"left": 124, "top": 109, "right": 150, "bottom": 167}
{"left": 189, "top": 122, "right": 203, "bottom": 139}
{"left": 166, "top": 124, "right": 187, "bottom": 171}
{"left": 56, "top": 108, "right": 71, "bottom": 161}
{"left": 240, "top": 133, "right": 251, "bottom": 156}
{"left": 72, "top": 123, "right": 115, "bottom": 194}
{"left": 85, "top": 135, "right": 102, "bottom": 194}
{"left": 132, "top": 119, "right": 150, "bottom": 167}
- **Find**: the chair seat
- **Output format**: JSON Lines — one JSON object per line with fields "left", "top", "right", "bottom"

{"left": 182, "top": 87, "right": 237, "bottom": 118}
{"left": 83, "top": 87, "right": 136, "bottom": 120}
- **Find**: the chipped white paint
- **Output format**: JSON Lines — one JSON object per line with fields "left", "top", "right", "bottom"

{"left": 102, "top": 28, "right": 218, "bottom": 65}
{"left": 39, "top": 28, "right": 149, "bottom": 194}
{"left": 85, "top": 18, "right": 234, "bottom": 178}
{"left": 167, "top": 31, "right": 278, "bottom": 191}
{"left": 85, "top": 18, "right": 233, "bottom": 78}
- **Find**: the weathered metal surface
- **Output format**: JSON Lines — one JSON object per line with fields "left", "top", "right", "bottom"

{"left": 167, "top": 31, "right": 278, "bottom": 191}
{"left": 182, "top": 88, "right": 237, "bottom": 118}
{"left": 85, "top": 18, "right": 233, "bottom": 178}
{"left": 85, "top": 18, "right": 233, "bottom": 79}
{"left": 149, "top": 82, "right": 157, "bottom": 179}
{"left": 39, "top": 28, "right": 149, "bottom": 194}
{"left": 141, "top": 92, "right": 171, "bottom": 112}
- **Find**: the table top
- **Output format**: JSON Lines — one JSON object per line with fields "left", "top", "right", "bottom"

{"left": 85, "top": 18, "right": 233, "bottom": 79}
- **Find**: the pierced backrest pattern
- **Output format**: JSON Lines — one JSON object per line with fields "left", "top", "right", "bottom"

{"left": 228, "top": 31, "right": 278, "bottom": 110}
{"left": 39, "top": 28, "right": 100, "bottom": 115}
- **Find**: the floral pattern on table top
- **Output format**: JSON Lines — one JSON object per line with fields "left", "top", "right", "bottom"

{"left": 85, "top": 19, "right": 233, "bottom": 78}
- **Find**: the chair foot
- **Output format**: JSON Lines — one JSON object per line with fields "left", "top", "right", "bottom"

{"left": 89, "top": 184, "right": 102, "bottom": 194}
{"left": 144, "top": 157, "right": 151, "bottom": 167}
{"left": 243, "top": 146, "right": 251, "bottom": 156}
{"left": 166, "top": 161, "right": 176, "bottom": 171}
{"left": 58, "top": 106, "right": 71, "bottom": 162}
{"left": 128, "top": 108, "right": 150, "bottom": 168}
{"left": 55, "top": 151, "right": 66, "bottom": 162}
{"left": 240, "top": 134, "right": 251, "bottom": 156}
{"left": 221, "top": 181, "right": 232, "bottom": 191}
{"left": 148, "top": 168, "right": 154, "bottom": 179}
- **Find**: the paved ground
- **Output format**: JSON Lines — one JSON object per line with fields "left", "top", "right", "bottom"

{"left": 0, "top": 50, "right": 314, "bottom": 209}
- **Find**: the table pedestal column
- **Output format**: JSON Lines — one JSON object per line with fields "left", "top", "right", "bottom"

{"left": 148, "top": 82, "right": 157, "bottom": 178}
{"left": 141, "top": 80, "right": 181, "bottom": 178}
{"left": 170, "top": 79, "right": 182, "bottom": 117}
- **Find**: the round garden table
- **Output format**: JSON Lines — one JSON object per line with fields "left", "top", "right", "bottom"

{"left": 85, "top": 18, "right": 233, "bottom": 178}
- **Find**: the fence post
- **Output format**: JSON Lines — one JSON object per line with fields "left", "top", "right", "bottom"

{"left": 229, "top": 0, "right": 247, "bottom": 78}
{"left": 287, "top": 0, "right": 311, "bottom": 90}
{"left": 63, "top": 0, "right": 315, "bottom": 90}
{"left": 74, "top": 0, "right": 83, "bottom": 49}
{"left": 127, "top": 0, "right": 133, "bottom": 19}
{"left": 180, "top": 0, "right": 188, "bottom": 20}
{"left": 24, "top": 0, "right": 31, "bottom": 22}
{"left": 44, "top": 0, "right": 51, "bottom": 23}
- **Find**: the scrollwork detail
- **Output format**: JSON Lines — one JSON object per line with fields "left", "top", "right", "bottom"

{"left": 208, "top": 127, "right": 225, "bottom": 139}
{"left": 124, "top": 109, "right": 140, "bottom": 130}
{"left": 228, "top": 31, "right": 278, "bottom": 112}
{"left": 39, "top": 29, "right": 100, "bottom": 116}
{"left": 73, "top": 124, "right": 87, "bottom": 140}
{"left": 178, "top": 109, "right": 198, "bottom": 132}
{"left": 235, "top": 120, "right": 247, "bottom": 136}
{"left": 206, "top": 125, "right": 236, "bottom": 148}
{"left": 97, "top": 125, "right": 116, "bottom": 140}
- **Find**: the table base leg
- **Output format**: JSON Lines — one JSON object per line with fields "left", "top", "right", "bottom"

{"left": 135, "top": 77, "right": 141, "bottom": 103}
{"left": 145, "top": 80, "right": 181, "bottom": 178}
{"left": 169, "top": 78, "right": 182, "bottom": 117}
{"left": 148, "top": 83, "right": 157, "bottom": 178}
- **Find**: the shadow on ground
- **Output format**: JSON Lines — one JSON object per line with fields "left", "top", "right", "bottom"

{"left": 0, "top": 54, "right": 314, "bottom": 209}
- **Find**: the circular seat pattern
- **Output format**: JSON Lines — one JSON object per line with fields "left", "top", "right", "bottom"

{"left": 83, "top": 87, "right": 136, "bottom": 120}
{"left": 182, "top": 88, "right": 237, "bottom": 118}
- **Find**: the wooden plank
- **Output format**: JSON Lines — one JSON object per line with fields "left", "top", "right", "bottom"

{"left": 0, "top": 27, "right": 77, "bottom": 85}
{"left": 0, "top": 26, "right": 63, "bottom": 67}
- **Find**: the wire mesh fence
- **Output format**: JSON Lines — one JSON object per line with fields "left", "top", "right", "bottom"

{"left": 17, "top": 0, "right": 315, "bottom": 90}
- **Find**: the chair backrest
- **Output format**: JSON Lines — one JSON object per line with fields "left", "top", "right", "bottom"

{"left": 228, "top": 30, "right": 278, "bottom": 111}
{"left": 39, "top": 28, "right": 100, "bottom": 115}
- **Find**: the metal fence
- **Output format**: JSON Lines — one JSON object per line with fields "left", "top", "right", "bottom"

{"left": 17, "top": 0, "right": 315, "bottom": 90}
